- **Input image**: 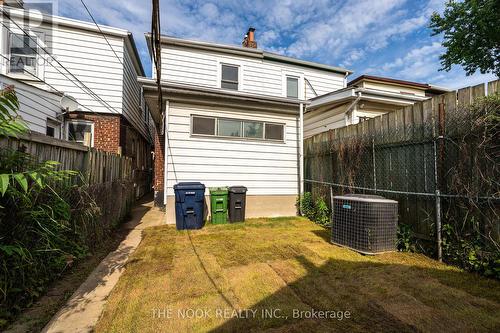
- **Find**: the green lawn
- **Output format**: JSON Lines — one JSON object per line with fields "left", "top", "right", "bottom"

{"left": 96, "top": 217, "right": 500, "bottom": 332}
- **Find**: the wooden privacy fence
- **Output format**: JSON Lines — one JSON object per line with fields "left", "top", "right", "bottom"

{"left": 304, "top": 79, "right": 499, "bottom": 258}
{"left": 0, "top": 132, "right": 132, "bottom": 184}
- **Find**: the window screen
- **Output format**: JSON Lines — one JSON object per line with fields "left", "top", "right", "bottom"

{"left": 221, "top": 64, "right": 238, "bottom": 90}
{"left": 286, "top": 76, "right": 299, "bottom": 98}
{"left": 218, "top": 119, "right": 241, "bottom": 137}
{"left": 10, "top": 33, "right": 38, "bottom": 75}
{"left": 265, "top": 123, "right": 284, "bottom": 141}
{"left": 192, "top": 116, "right": 216, "bottom": 135}
{"left": 68, "top": 122, "right": 93, "bottom": 147}
{"left": 244, "top": 121, "right": 263, "bottom": 139}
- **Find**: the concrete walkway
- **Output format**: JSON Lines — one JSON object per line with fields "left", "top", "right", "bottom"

{"left": 41, "top": 200, "right": 165, "bottom": 333}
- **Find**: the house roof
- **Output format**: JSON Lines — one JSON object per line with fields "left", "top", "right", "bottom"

{"left": 307, "top": 86, "right": 429, "bottom": 112}
{"left": 144, "top": 34, "right": 353, "bottom": 75}
{"left": 138, "top": 77, "right": 307, "bottom": 124}
{"left": 2, "top": 6, "right": 145, "bottom": 76}
{"left": 348, "top": 75, "right": 451, "bottom": 94}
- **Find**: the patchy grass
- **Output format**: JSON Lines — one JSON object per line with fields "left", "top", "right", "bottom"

{"left": 96, "top": 217, "right": 500, "bottom": 332}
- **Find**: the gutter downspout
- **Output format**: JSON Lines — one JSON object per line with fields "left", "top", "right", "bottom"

{"left": 163, "top": 100, "right": 169, "bottom": 211}
{"left": 345, "top": 91, "right": 362, "bottom": 125}
{"left": 299, "top": 102, "right": 304, "bottom": 201}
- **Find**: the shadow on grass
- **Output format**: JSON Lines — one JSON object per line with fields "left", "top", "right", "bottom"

{"left": 207, "top": 253, "right": 500, "bottom": 333}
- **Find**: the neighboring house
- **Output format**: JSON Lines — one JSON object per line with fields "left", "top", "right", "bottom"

{"left": 0, "top": 4, "right": 154, "bottom": 185}
{"left": 304, "top": 75, "right": 450, "bottom": 138}
{"left": 0, "top": 74, "right": 63, "bottom": 137}
{"left": 140, "top": 28, "right": 352, "bottom": 221}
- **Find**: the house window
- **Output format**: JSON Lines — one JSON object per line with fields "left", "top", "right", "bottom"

{"left": 221, "top": 64, "right": 239, "bottom": 90}
{"left": 286, "top": 76, "right": 299, "bottom": 98}
{"left": 192, "top": 116, "right": 216, "bottom": 135}
{"left": 9, "top": 33, "right": 38, "bottom": 76}
{"left": 191, "top": 115, "right": 284, "bottom": 142}
{"left": 265, "top": 123, "right": 284, "bottom": 141}
{"left": 46, "top": 119, "right": 59, "bottom": 138}
{"left": 67, "top": 121, "right": 93, "bottom": 147}
{"left": 244, "top": 121, "right": 263, "bottom": 139}
{"left": 218, "top": 119, "right": 241, "bottom": 137}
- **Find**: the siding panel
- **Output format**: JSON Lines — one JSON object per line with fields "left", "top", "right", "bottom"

{"left": 166, "top": 103, "right": 299, "bottom": 196}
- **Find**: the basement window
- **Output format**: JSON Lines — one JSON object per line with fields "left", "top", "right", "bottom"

{"left": 221, "top": 64, "right": 239, "bottom": 90}
{"left": 67, "top": 120, "right": 94, "bottom": 147}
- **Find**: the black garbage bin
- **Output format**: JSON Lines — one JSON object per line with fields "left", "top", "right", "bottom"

{"left": 174, "top": 182, "right": 206, "bottom": 230}
{"left": 228, "top": 186, "right": 247, "bottom": 223}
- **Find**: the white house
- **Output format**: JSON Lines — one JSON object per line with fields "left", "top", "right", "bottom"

{"left": 305, "top": 75, "right": 450, "bottom": 138}
{"left": 0, "top": 4, "right": 153, "bottom": 176}
{"left": 141, "top": 28, "right": 352, "bottom": 221}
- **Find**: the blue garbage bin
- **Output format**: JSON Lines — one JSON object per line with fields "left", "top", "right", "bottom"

{"left": 173, "top": 182, "right": 206, "bottom": 230}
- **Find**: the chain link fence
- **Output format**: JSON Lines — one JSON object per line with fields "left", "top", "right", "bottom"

{"left": 304, "top": 81, "right": 499, "bottom": 275}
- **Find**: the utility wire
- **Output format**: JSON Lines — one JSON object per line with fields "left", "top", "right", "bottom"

{"left": 1, "top": 9, "right": 120, "bottom": 115}
{"left": 79, "top": 0, "right": 123, "bottom": 66}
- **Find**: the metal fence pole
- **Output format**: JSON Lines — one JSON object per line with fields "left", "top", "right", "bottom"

{"left": 372, "top": 138, "right": 377, "bottom": 191}
{"left": 432, "top": 102, "right": 443, "bottom": 262}
{"left": 330, "top": 184, "right": 334, "bottom": 224}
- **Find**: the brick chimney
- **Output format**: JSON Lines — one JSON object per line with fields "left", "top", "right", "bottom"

{"left": 242, "top": 27, "right": 257, "bottom": 48}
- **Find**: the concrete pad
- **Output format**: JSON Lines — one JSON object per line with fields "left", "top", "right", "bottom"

{"left": 41, "top": 200, "right": 165, "bottom": 333}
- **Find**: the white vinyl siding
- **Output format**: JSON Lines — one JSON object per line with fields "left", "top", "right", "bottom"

{"left": 166, "top": 102, "right": 299, "bottom": 196}
{"left": 304, "top": 104, "right": 348, "bottom": 138}
{"left": 0, "top": 74, "right": 61, "bottom": 135}
{"left": 122, "top": 45, "right": 149, "bottom": 139}
{"left": 161, "top": 45, "right": 345, "bottom": 99}
{"left": 1, "top": 17, "right": 125, "bottom": 115}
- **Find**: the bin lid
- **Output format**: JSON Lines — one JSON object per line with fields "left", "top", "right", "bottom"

{"left": 174, "top": 182, "right": 205, "bottom": 190}
{"left": 229, "top": 186, "right": 247, "bottom": 193}
{"left": 209, "top": 187, "right": 228, "bottom": 194}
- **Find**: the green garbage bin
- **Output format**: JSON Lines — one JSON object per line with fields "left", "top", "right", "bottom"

{"left": 209, "top": 187, "right": 228, "bottom": 224}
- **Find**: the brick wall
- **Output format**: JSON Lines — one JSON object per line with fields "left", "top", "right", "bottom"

{"left": 66, "top": 113, "right": 121, "bottom": 154}
{"left": 153, "top": 130, "right": 165, "bottom": 207}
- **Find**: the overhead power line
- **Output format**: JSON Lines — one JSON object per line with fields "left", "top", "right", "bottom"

{"left": 1, "top": 8, "right": 120, "bottom": 115}
{"left": 79, "top": 0, "right": 123, "bottom": 66}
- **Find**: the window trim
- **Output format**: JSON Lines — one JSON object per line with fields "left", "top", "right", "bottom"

{"left": 218, "top": 61, "right": 242, "bottom": 91}
{"left": 282, "top": 71, "right": 304, "bottom": 100}
{"left": 7, "top": 29, "right": 45, "bottom": 80}
{"left": 46, "top": 118, "right": 60, "bottom": 139}
{"left": 190, "top": 114, "right": 285, "bottom": 143}
{"left": 66, "top": 120, "right": 94, "bottom": 147}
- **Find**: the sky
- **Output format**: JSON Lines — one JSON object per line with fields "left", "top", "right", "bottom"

{"left": 51, "top": 0, "right": 497, "bottom": 89}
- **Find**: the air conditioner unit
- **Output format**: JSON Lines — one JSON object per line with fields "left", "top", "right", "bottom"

{"left": 332, "top": 195, "right": 398, "bottom": 255}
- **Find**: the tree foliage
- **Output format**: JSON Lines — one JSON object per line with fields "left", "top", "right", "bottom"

{"left": 429, "top": 0, "right": 500, "bottom": 77}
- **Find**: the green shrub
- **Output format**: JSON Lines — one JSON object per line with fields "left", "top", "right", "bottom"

{"left": 0, "top": 87, "right": 103, "bottom": 327}
{"left": 297, "top": 192, "right": 331, "bottom": 226}
{"left": 397, "top": 224, "right": 414, "bottom": 252}
{"left": 314, "top": 197, "right": 330, "bottom": 226}
{"left": 298, "top": 192, "right": 315, "bottom": 221}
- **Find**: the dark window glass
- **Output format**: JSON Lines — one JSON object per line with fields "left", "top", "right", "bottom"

{"left": 46, "top": 126, "right": 55, "bottom": 137}
{"left": 244, "top": 121, "right": 263, "bottom": 139}
{"left": 221, "top": 64, "right": 238, "bottom": 90}
{"left": 265, "top": 123, "right": 284, "bottom": 141}
{"left": 192, "top": 116, "right": 216, "bottom": 135}
{"left": 218, "top": 119, "right": 241, "bottom": 137}
{"left": 10, "top": 33, "right": 37, "bottom": 75}
{"left": 68, "top": 122, "right": 93, "bottom": 146}
{"left": 286, "top": 76, "right": 299, "bottom": 98}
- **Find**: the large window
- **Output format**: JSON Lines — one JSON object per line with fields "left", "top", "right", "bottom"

{"left": 9, "top": 33, "right": 38, "bottom": 76}
{"left": 286, "top": 76, "right": 299, "bottom": 98}
{"left": 191, "top": 116, "right": 284, "bottom": 142}
{"left": 221, "top": 64, "right": 239, "bottom": 90}
{"left": 67, "top": 121, "right": 93, "bottom": 147}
